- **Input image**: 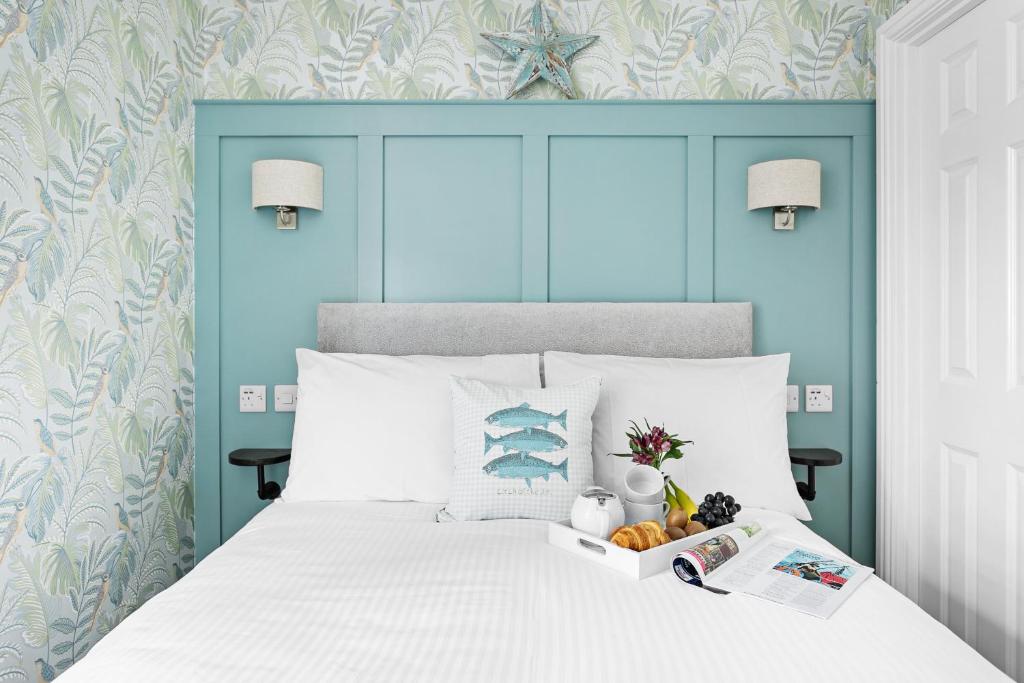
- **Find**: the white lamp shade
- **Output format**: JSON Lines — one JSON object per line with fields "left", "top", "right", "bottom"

{"left": 747, "top": 159, "right": 821, "bottom": 210}
{"left": 251, "top": 159, "right": 324, "bottom": 211}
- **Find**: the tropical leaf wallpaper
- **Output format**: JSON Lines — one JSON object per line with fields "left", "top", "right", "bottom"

{"left": 0, "top": 0, "right": 904, "bottom": 678}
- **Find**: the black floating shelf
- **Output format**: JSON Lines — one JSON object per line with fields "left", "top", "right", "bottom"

{"left": 228, "top": 448, "right": 291, "bottom": 501}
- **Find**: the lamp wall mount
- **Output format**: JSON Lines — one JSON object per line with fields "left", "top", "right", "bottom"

{"left": 275, "top": 205, "right": 298, "bottom": 229}
{"left": 773, "top": 205, "right": 799, "bottom": 230}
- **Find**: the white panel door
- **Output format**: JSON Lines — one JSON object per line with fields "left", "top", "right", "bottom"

{"left": 918, "top": 0, "right": 1024, "bottom": 675}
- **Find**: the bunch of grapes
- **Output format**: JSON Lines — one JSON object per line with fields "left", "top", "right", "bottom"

{"left": 690, "top": 492, "right": 741, "bottom": 529}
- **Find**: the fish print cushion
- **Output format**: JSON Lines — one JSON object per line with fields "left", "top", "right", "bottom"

{"left": 440, "top": 375, "right": 602, "bottom": 522}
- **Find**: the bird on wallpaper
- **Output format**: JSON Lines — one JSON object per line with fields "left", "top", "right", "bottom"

{"left": 780, "top": 62, "right": 801, "bottom": 92}
{"left": 201, "top": 34, "right": 225, "bottom": 69}
{"left": 153, "top": 86, "right": 173, "bottom": 126}
{"left": 622, "top": 62, "right": 644, "bottom": 95}
{"left": 88, "top": 160, "right": 111, "bottom": 202}
{"left": 464, "top": 63, "right": 485, "bottom": 96}
{"left": 173, "top": 216, "right": 187, "bottom": 247}
{"left": 86, "top": 367, "right": 110, "bottom": 417}
{"left": 106, "top": 344, "right": 130, "bottom": 409}
{"left": 173, "top": 40, "right": 187, "bottom": 78}
{"left": 153, "top": 448, "right": 170, "bottom": 495}
{"left": 88, "top": 574, "right": 110, "bottom": 632}
{"left": 0, "top": 502, "right": 27, "bottom": 567}
{"left": 173, "top": 389, "right": 186, "bottom": 420}
{"left": 852, "top": 20, "right": 872, "bottom": 64}
{"left": 100, "top": 143, "right": 126, "bottom": 203}
{"left": 34, "top": 658, "right": 56, "bottom": 683}
{"left": 33, "top": 177, "right": 55, "bottom": 223}
{"left": 115, "top": 97, "right": 130, "bottom": 135}
{"left": 358, "top": 34, "right": 381, "bottom": 71}
{"left": 307, "top": 64, "right": 326, "bottom": 93}
{"left": 115, "top": 300, "right": 130, "bottom": 335}
{"left": 114, "top": 503, "right": 130, "bottom": 533}
{"left": 155, "top": 265, "right": 169, "bottom": 303}
{"left": 32, "top": 418, "right": 56, "bottom": 457}
{"left": 0, "top": 2, "right": 28, "bottom": 48}
{"left": 832, "top": 32, "right": 854, "bottom": 69}
{"left": 672, "top": 33, "right": 697, "bottom": 69}
{"left": 0, "top": 241, "right": 39, "bottom": 309}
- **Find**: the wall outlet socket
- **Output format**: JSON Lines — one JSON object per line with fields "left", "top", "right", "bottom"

{"left": 239, "top": 385, "right": 266, "bottom": 413}
{"left": 786, "top": 385, "right": 799, "bottom": 413}
{"left": 274, "top": 385, "right": 298, "bottom": 412}
{"left": 805, "top": 385, "right": 833, "bottom": 413}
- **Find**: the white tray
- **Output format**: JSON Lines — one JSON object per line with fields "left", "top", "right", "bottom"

{"left": 547, "top": 519, "right": 737, "bottom": 580}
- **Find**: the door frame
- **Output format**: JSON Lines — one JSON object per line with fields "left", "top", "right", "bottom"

{"left": 876, "top": 0, "right": 986, "bottom": 599}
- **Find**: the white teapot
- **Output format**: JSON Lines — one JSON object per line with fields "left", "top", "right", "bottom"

{"left": 570, "top": 487, "right": 625, "bottom": 540}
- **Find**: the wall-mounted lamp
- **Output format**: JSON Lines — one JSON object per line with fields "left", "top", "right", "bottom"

{"left": 747, "top": 159, "right": 821, "bottom": 230}
{"left": 251, "top": 159, "right": 323, "bottom": 229}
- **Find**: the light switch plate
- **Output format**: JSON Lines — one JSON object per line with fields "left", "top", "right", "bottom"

{"left": 786, "top": 385, "right": 799, "bottom": 413}
{"left": 805, "top": 384, "right": 833, "bottom": 413}
{"left": 239, "top": 385, "right": 266, "bottom": 413}
{"left": 274, "top": 384, "right": 298, "bottom": 412}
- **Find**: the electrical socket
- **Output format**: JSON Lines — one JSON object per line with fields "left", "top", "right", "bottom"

{"left": 805, "top": 385, "right": 833, "bottom": 413}
{"left": 786, "top": 385, "right": 799, "bottom": 412}
{"left": 274, "top": 385, "right": 298, "bottom": 412}
{"left": 239, "top": 385, "right": 266, "bottom": 413}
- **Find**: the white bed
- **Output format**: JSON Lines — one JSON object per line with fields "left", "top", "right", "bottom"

{"left": 68, "top": 303, "right": 999, "bottom": 681}
{"left": 63, "top": 501, "right": 1005, "bottom": 682}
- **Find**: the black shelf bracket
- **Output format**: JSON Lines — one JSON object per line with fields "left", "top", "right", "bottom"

{"left": 788, "top": 448, "right": 843, "bottom": 502}
{"left": 254, "top": 464, "right": 281, "bottom": 500}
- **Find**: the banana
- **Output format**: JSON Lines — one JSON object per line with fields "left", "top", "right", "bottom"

{"left": 664, "top": 485, "right": 680, "bottom": 510}
{"left": 668, "top": 479, "right": 699, "bottom": 519}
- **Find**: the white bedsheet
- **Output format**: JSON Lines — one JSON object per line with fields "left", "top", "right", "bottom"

{"left": 62, "top": 502, "right": 1006, "bottom": 682}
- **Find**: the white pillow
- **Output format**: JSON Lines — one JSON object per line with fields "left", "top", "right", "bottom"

{"left": 544, "top": 352, "right": 810, "bottom": 520}
{"left": 284, "top": 350, "right": 541, "bottom": 503}
{"left": 439, "top": 376, "right": 602, "bottom": 521}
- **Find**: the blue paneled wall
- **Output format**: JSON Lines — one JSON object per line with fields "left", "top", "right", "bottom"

{"left": 195, "top": 101, "right": 875, "bottom": 564}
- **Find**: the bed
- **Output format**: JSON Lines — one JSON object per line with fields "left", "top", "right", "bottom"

{"left": 63, "top": 503, "right": 1002, "bottom": 681}
{"left": 63, "top": 303, "right": 1006, "bottom": 681}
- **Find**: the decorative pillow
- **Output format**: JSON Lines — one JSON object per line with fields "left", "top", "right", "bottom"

{"left": 284, "top": 350, "right": 541, "bottom": 504}
{"left": 544, "top": 352, "right": 810, "bottom": 520}
{"left": 440, "top": 376, "right": 602, "bottom": 522}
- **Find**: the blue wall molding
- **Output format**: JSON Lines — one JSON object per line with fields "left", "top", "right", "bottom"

{"left": 195, "top": 100, "right": 875, "bottom": 564}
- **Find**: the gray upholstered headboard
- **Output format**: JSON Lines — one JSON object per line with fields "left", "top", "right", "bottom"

{"left": 317, "top": 303, "right": 752, "bottom": 358}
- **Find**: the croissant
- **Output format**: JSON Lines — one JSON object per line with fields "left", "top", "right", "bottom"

{"left": 609, "top": 520, "right": 671, "bottom": 551}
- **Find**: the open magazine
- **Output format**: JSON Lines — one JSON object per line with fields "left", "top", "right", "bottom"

{"left": 672, "top": 520, "right": 873, "bottom": 619}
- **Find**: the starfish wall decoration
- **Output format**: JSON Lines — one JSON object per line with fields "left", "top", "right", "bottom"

{"left": 481, "top": 1, "right": 599, "bottom": 99}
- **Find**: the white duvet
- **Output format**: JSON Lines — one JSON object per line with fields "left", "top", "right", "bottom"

{"left": 62, "top": 502, "right": 1005, "bottom": 682}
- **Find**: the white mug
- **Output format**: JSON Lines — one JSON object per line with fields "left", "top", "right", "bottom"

{"left": 623, "top": 465, "right": 667, "bottom": 505}
{"left": 624, "top": 499, "right": 669, "bottom": 526}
